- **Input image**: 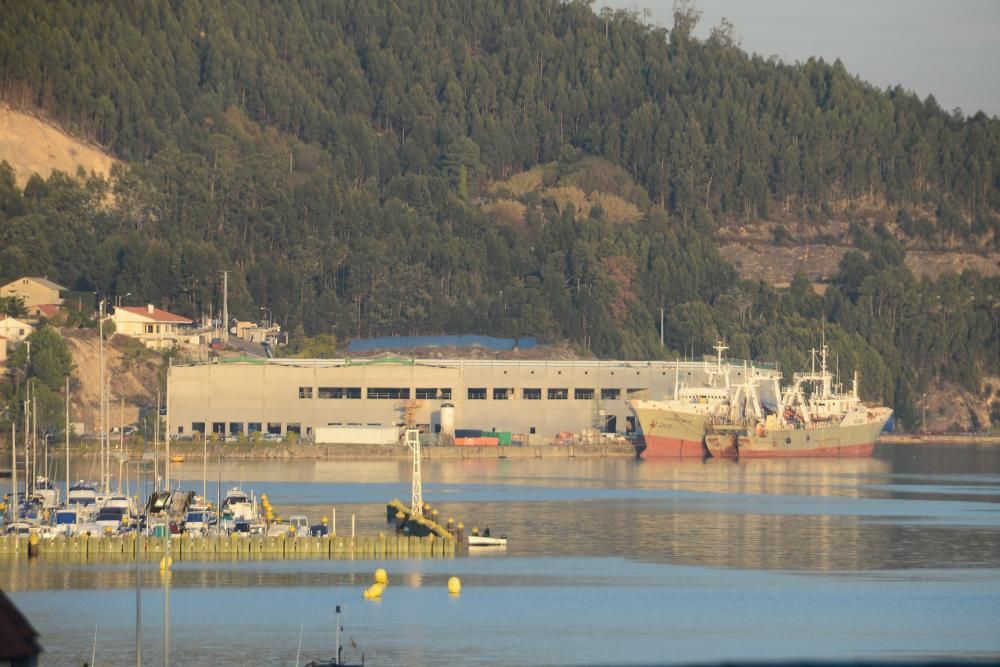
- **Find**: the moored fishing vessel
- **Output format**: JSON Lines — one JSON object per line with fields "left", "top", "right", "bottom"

{"left": 704, "top": 344, "right": 892, "bottom": 458}
{"left": 628, "top": 343, "right": 783, "bottom": 458}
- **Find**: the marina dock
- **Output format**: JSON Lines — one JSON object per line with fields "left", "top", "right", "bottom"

{"left": 0, "top": 532, "right": 456, "bottom": 560}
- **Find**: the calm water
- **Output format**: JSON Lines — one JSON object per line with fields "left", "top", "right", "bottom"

{"left": 2, "top": 443, "right": 1000, "bottom": 665}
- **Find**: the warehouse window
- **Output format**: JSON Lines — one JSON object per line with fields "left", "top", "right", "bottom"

{"left": 318, "top": 387, "right": 361, "bottom": 399}
{"left": 467, "top": 387, "right": 487, "bottom": 400}
{"left": 601, "top": 388, "right": 621, "bottom": 400}
{"left": 192, "top": 422, "right": 205, "bottom": 434}
{"left": 523, "top": 388, "right": 541, "bottom": 400}
{"left": 287, "top": 424, "right": 301, "bottom": 435}
{"left": 228, "top": 422, "right": 243, "bottom": 435}
{"left": 574, "top": 388, "right": 594, "bottom": 400}
{"left": 212, "top": 422, "right": 225, "bottom": 434}
{"left": 415, "top": 388, "right": 439, "bottom": 400}
{"left": 367, "top": 387, "right": 410, "bottom": 399}
{"left": 440, "top": 388, "right": 452, "bottom": 399}
{"left": 248, "top": 422, "right": 262, "bottom": 433}
{"left": 547, "top": 388, "right": 568, "bottom": 400}
{"left": 493, "top": 388, "right": 510, "bottom": 400}
{"left": 267, "top": 423, "right": 282, "bottom": 435}
{"left": 298, "top": 386, "right": 313, "bottom": 399}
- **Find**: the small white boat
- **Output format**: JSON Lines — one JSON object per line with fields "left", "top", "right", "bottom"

{"left": 222, "top": 487, "right": 257, "bottom": 522}
{"left": 468, "top": 534, "right": 507, "bottom": 547}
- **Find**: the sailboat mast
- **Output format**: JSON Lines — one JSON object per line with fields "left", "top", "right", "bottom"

{"left": 66, "top": 377, "right": 70, "bottom": 502}
{"left": 11, "top": 424, "right": 17, "bottom": 527}
{"left": 154, "top": 389, "right": 160, "bottom": 489}
{"left": 33, "top": 386, "right": 37, "bottom": 494}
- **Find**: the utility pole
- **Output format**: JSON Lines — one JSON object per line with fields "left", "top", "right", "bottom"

{"left": 406, "top": 429, "right": 422, "bottom": 517}
{"left": 220, "top": 271, "right": 229, "bottom": 343}
{"left": 922, "top": 393, "right": 927, "bottom": 434}
{"left": 660, "top": 307, "right": 664, "bottom": 348}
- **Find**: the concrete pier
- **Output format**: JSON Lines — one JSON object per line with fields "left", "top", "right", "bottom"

{"left": 0, "top": 532, "right": 455, "bottom": 560}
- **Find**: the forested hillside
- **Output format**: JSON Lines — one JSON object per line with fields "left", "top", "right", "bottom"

{"left": 0, "top": 0, "right": 998, "bottom": 429}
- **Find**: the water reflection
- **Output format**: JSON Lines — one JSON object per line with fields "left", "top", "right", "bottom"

{"left": 2, "top": 445, "right": 1000, "bottom": 665}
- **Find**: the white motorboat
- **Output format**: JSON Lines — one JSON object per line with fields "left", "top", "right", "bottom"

{"left": 67, "top": 482, "right": 99, "bottom": 519}
{"left": 184, "top": 506, "right": 210, "bottom": 534}
{"left": 32, "top": 477, "right": 60, "bottom": 509}
{"left": 468, "top": 534, "right": 507, "bottom": 547}
{"left": 52, "top": 509, "right": 82, "bottom": 536}
{"left": 222, "top": 487, "right": 258, "bottom": 522}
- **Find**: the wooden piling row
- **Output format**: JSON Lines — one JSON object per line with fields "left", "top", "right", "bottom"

{"left": 0, "top": 532, "right": 455, "bottom": 560}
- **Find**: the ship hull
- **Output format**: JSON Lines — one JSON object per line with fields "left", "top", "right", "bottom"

{"left": 642, "top": 434, "right": 706, "bottom": 458}
{"left": 706, "top": 412, "right": 889, "bottom": 459}
{"left": 630, "top": 401, "right": 710, "bottom": 458}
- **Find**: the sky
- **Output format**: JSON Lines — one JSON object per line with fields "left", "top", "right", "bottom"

{"left": 600, "top": 0, "right": 1000, "bottom": 117}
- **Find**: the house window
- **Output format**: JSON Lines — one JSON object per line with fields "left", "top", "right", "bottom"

{"left": 467, "top": 388, "right": 487, "bottom": 400}
{"left": 367, "top": 387, "right": 410, "bottom": 399}
{"left": 492, "top": 388, "right": 510, "bottom": 400}
{"left": 547, "top": 388, "right": 568, "bottom": 400}
{"left": 298, "top": 386, "right": 313, "bottom": 399}
{"left": 574, "top": 388, "right": 594, "bottom": 400}
{"left": 530, "top": 427, "right": 536, "bottom": 434}
{"left": 523, "top": 388, "right": 541, "bottom": 400}
{"left": 601, "top": 388, "right": 621, "bottom": 400}
{"left": 146, "top": 324, "right": 154, "bottom": 334}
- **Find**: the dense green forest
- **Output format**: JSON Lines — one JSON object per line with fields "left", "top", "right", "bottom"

{"left": 0, "top": 0, "right": 998, "bottom": 428}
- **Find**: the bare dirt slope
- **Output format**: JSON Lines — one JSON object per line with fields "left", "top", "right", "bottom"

{"left": 0, "top": 104, "right": 118, "bottom": 187}
{"left": 63, "top": 329, "right": 161, "bottom": 434}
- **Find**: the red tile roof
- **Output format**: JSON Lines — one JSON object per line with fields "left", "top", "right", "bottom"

{"left": 116, "top": 305, "right": 193, "bottom": 324}
{"left": 35, "top": 304, "right": 61, "bottom": 318}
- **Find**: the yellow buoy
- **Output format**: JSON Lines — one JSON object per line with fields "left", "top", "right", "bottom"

{"left": 448, "top": 576, "right": 461, "bottom": 595}
{"left": 363, "top": 582, "right": 385, "bottom": 599}
{"left": 374, "top": 568, "right": 388, "bottom": 585}
{"left": 159, "top": 556, "right": 173, "bottom": 570}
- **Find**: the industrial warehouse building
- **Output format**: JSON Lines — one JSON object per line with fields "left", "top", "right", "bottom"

{"left": 166, "top": 356, "right": 777, "bottom": 445}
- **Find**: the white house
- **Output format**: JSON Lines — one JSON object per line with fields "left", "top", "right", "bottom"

{"left": 0, "top": 315, "right": 34, "bottom": 343}
{"left": 111, "top": 304, "right": 195, "bottom": 350}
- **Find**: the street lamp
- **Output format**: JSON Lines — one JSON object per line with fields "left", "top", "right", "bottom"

{"left": 259, "top": 306, "right": 272, "bottom": 328}
{"left": 116, "top": 292, "right": 132, "bottom": 308}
